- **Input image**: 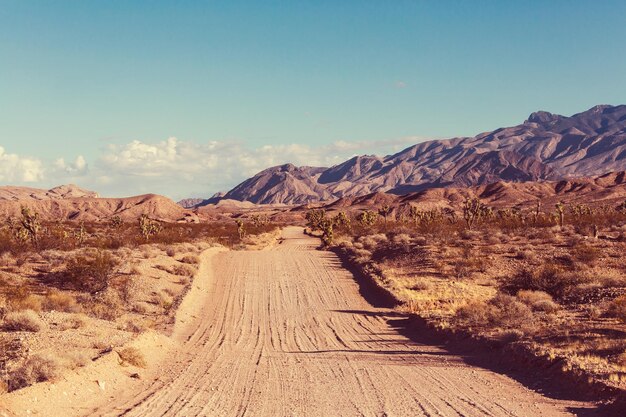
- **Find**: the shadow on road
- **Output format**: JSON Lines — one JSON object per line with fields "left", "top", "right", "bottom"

{"left": 331, "top": 248, "right": 625, "bottom": 417}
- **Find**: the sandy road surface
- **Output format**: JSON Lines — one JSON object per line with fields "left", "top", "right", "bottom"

{"left": 94, "top": 227, "right": 589, "bottom": 417}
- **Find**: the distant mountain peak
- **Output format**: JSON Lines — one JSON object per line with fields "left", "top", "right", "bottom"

{"left": 218, "top": 104, "right": 626, "bottom": 204}
{"left": 526, "top": 110, "right": 562, "bottom": 124}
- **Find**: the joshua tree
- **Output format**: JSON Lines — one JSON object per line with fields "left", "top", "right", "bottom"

{"left": 235, "top": 219, "right": 246, "bottom": 240}
{"left": 305, "top": 209, "right": 327, "bottom": 232}
{"left": 377, "top": 204, "right": 392, "bottom": 227}
{"left": 555, "top": 201, "right": 565, "bottom": 228}
{"left": 110, "top": 215, "right": 123, "bottom": 228}
{"left": 333, "top": 211, "right": 351, "bottom": 231}
{"left": 8, "top": 206, "right": 42, "bottom": 244}
{"left": 74, "top": 221, "right": 88, "bottom": 246}
{"left": 139, "top": 214, "right": 163, "bottom": 240}
{"left": 357, "top": 210, "right": 378, "bottom": 228}
{"left": 462, "top": 198, "right": 485, "bottom": 230}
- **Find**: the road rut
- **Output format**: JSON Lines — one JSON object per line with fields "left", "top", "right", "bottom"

{"left": 96, "top": 227, "right": 588, "bottom": 416}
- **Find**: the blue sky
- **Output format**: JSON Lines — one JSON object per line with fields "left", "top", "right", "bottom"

{"left": 1, "top": 1, "right": 625, "bottom": 199}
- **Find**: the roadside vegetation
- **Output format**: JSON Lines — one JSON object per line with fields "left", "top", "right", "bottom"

{"left": 0, "top": 208, "right": 278, "bottom": 393}
{"left": 307, "top": 199, "right": 626, "bottom": 392}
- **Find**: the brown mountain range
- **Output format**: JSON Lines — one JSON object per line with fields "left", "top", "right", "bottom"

{"left": 0, "top": 185, "right": 191, "bottom": 222}
{"left": 217, "top": 104, "right": 626, "bottom": 205}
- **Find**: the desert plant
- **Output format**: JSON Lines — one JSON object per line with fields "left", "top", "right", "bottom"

{"left": 357, "top": 210, "right": 378, "bottom": 227}
{"left": 235, "top": 219, "right": 246, "bottom": 240}
{"left": 462, "top": 198, "right": 489, "bottom": 230}
{"left": 377, "top": 205, "right": 392, "bottom": 227}
{"left": 110, "top": 215, "right": 123, "bottom": 228}
{"left": 8, "top": 353, "right": 61, "bottom": 391}
{"left": 61, "top": 250, "right": 118, "bottom": 293}
{"left": 508, "top": 265, "right": 586, "bottom": 299}
{"left": 2, "top": 310, "right": 44, "bottom": 332}
{"left": 555, "top": 201, "right": 565, "bottom": 228}
{"left": 139, "top": 214, "right": 163, "bottom": 241}
{"left": 607, "top": 295, "right": 626, "bottom": 323}
{"left": 117, "top": 347, "right": 147, "bottom": 368}
{"left": 305, "top": 209, "right": 327, "bottom": 231}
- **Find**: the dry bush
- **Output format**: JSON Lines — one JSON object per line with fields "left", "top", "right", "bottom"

{"left": 2, "top": 310, "right": 44, "bottom": 332}
{"left": 59, "top": 315, "right": 86, "bottom": 330}
{"left": 607, "top": 295, "right": 626, "bottom": 323}
{"left": 7, "top": 293, "right": 43, "bottom": 312}
{"left": 117, "top": 347, "right": 146, "bottom": 368}
{"left": 61, "top": 250, "right": 118, "bottom": 293}
{"left": 81, "top": 290, "right": 123, "bottom": 321}
{"left": 456, "top": 300, "right": 495, "bottom": 327}
{"left": 517, "top": 290, "right": 560, "bottom": 313}
{"left": 42, "top": 290, "right": 79, "bottom": 313}
{"left": 61, "top": 351, "right": 90, "bottom": 369}
{"left": 507, "top": 265, "right": 587, "bottom": 299}
{"left": 165, "top": 247, "right": 177, "bottom": 257}
{"left": 456, "top": 293, "right": 533, "bottom": 329}
{"left": 489, "top": 293, "right": 534, "bottom": 328}
{"left": 170, "top": 264, "right": 195, "bottom": 277}
{"left": 179, "top": 255, "right": 200, "bottom": 265}
{"left": 571, "top": 243, "right": 601, "bottom": 266}
{"left": 409, "top": 279, "right": 432, "bottom": 291}
{"left": 8, "top": 354, "right": 61, "bottom": 391}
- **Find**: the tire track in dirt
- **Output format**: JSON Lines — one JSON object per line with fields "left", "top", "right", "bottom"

{"left": 94, "top": 227, "right": 590, "bottom": 416}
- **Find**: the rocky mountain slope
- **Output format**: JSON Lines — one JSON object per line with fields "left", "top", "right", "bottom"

{"left": 220, "top": 104, "right": 626, "bottom": 204}
{"left": 322, "top": 171, "right": 626, "bottom": 213}
{"left": 0, "top": 185, "right": 193, "bottom": 222}
{"left": 0, "top": 184, "right": 99, "bottom": 201}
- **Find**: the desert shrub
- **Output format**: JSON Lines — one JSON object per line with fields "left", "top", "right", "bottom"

{"left": 507, "top": 265, "right": 587, "bottom": 299}
{"left": 6, "top": 293, "right": 43, "bottom": 312}
{"left": 607, "top": 295, "right": 626, "bottom": 323}
{"left": 409, "top": 279, "right": 432, "bottom": 291}
{"left": 61, "top": 250, "right": 118, "bottom": 293}
{"left": 179, "top": 255, "right": 200, "bottom": 265}
{"left": 571, "top": 243, "right": 601, "bottom": 265}
{"left": 59, "top": 315, "right": 86, "bottom": 330}
{"left": 117, "top": 347, "right": 146, "bottom": 368}
{"left": 456, "top": 293, "right": 533, "bottom": 329}
{"left": 2, "top": 310, "right": 44, "bottom": 332}
{"left": 517, "top": 290, "right": 560, "bottom": 313}
{"left": 42, "top": 290, "right": 79, "bottom": 313}
{"left": 489, "top": 293, "right": 534, "bottom": 328}
{"left": 61, "top": 351, "right": 89, "bottom": 369}
{"left": 170, "top": 264, "right": 195, "bottom": 277}
{"left": 8, "top": 354, "right": 61, "bottom": 391}
{"left": 80, "top": 289, "right": 123, "bottom": 321}
{"left": 456, "top": 300, "right": 495, "bottom": 327}
{"left": 165, "top": 247, "right": 177, "bottom": 257}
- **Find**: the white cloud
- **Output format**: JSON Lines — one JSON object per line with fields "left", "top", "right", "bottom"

{"left": 0, "top": 146, "right": 44, "bottom": 183}
{"left": 2, "top": 136, "right": 425, "bottom": 200}
{"left": 55, "top": 155, "right": 88, "bottom": 175}
{"left": 89, "top": 136, "right": 421, "bottom": 199}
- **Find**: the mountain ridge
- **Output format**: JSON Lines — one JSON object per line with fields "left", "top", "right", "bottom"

{"left": 213, "top": 104, "right": 626, "bottom": 205}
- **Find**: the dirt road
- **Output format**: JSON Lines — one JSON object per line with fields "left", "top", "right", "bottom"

{"left": 94, "top": 227, "right": 589, "bottom": 416}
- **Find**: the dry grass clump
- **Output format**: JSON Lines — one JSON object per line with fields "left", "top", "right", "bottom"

{"left": 571, "top": 243, "right": 601, "bottom": 265}
{"left": 179, "top": 255, "right": 200, "bottom": 265}
{"left": 607, "top": 295, "right": 626, "bottom": 323}
{"left": 170, "top": 264, "right": 196, "bottom": 277}
{"left": 8, "top": 353, "right": 61, "bottom": 391}
{"left": 117, "top": 346, "right": 146, "bottom": 368}
{"left": 507, "top": 265, "right": 588, "bottom": 299}
{"left": 61, "top": 250, "right": 119, "bottom": 293}
{"left": 42, "top": 290, "right": 79, "bottom": 313}
{"left": 58, "top": 315, "right": 86, "bottom": 330}
{"left": 517, "top": 290, "right": 560, "bottom": 313}
{"left": 456, "top": 293, "right": 533, "bottom": 329}
{"left": 2, "top": 310, "right": 44, "bottom": 332}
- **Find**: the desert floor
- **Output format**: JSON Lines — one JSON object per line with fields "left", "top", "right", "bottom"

{"left": 3, "top": 227, "right": 599, "bottom": 416}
